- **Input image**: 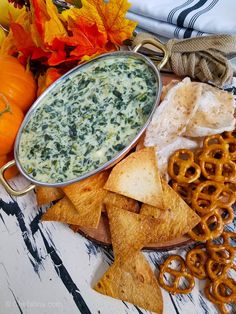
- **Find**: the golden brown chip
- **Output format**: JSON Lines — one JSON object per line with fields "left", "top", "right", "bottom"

{"left": 107, "top": 206, "right": 162, "bottom": 259}
{"left": 36, "top": 186, "right": 64, "bottom": 206}
{"left": 141, "top": 179, "right": 201, "bottom": 242}
{"left": 104, "top": 147, "right": 164, "bottom": 208}
{"left": 104, "top": 191, "right": 139, "bottom": 213}
{"left": 62, "top": 171, "right": 109, "bottom": 215}
{"left": 140, "top": 203, "right": 165, "bottom": 220}
{"left": 42, "top": 189, "right": 106, "bottom": 228}
{"left": 94, "top": 252, "right": 163, "bottom": 314}
{"left": 62, "top": 170, "right": 110, "bottom": 196}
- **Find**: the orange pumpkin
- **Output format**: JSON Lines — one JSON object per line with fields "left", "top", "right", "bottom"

{"left": 0, "top": 56, "right": 36, "bottom": 112}
{"left": 0, "top": 154, "right": 7, "bottom": 165}
{"left": 0, "top": 152, "right": 19, "bottom": 179}
{"left": 0, "top": 93, "right": 24, "bottom": 155}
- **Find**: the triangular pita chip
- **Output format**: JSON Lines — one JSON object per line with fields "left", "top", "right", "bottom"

{"left": 107, "top": 206, "right": 162, "bottom": 259}
{"left": 62, "top": 171, "right": 109, "bottom": 217}
{"left": 94, "top": 252, "right": 163, "bottom": 314}
{"left": 141, "top": 179, "right": 200, "bottom": 242}
{"left": 104, "top": 147, "right": 164, "bottom": 208}
{"left": 36, "top": 186, "right": 64, "bottom": 206}
{"left": 104, "top": 191, "right": 139, "bottom": 213}
{"left": 140, "top": 203, "right": 165, "bottom": 220}
{"left": 42, "top": 188, "right": 107, "bottom": 228}
{"left": 63, "top": 170, "right": 109, "bottom": 208}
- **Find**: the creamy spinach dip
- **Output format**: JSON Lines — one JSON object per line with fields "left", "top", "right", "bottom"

{"left": 18, "top": 54, "right": 157, "bottom": 184}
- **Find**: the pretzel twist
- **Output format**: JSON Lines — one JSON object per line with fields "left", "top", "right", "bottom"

{"left": 212, "top": 276, "right": 236, "bottom": 304}
{"left": 191, "top": 181, "right": 234, "bottom": 215}
{"left": 225, "top": 182, "right": 236, "bottom": 193}
{"left": 199, "top": 136, "right": 236, "bottom": 182}
{"left": 206, "top": 259, "right": 231, "bottom": 280}
{"left": 204, "top": 280, "right": 222, "bottom": 305}
{"left": 224, "top": 137, "right": 236, "bottom": 161}
{"left": 206, "top": 257, "right": 236, "bottom": 312}
{"left": 171, "top": 180, "right": 200, "bottom": 205}
{"left": 203, "top": 134, "right": 226, "bottom": 147}
{"left": 207, "top": 235, "right": 236, "bottom": 264}
{"left": 222, "top": 130, "right": 236, "bottom": 140}
{"left": 158, "top": 255, "right": 195, "bottom": 294}
{"left": 188, "top": 210, "right": 224, "bottom": 242}
{"left": 168, "top": 149, "right": 201, "bottom": 184}
{"left": 189, "top": 180, "right": 235, "bottom": 241}
{"left": 186, "top": 246, "right": 208, "bottom": 279}
{"left": 221, "top": 231, "right": 236, "bottom": 250}
{"left": 217, "top": 206, "right": 234, "bottom": 225}
{"left": 205, "top": 280, "right": 233, "bottom": 314}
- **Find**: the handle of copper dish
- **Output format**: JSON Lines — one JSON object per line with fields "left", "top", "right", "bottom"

{"left": 0, "top": 160, "right": 35, "bottom": 196}
{"left": 132, "top": 38, "right": 169, "bottom": 70}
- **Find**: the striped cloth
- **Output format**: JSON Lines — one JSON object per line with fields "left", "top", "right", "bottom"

{"left": 127, "top": 0, "right": 236, "bottom": 39}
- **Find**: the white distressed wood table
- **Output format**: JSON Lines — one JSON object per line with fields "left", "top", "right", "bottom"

{"left": 1, "top": 82, "right": 236, "bottom": 314}
{"left": 0, "top": 178, "right": 221, "bottom": 314}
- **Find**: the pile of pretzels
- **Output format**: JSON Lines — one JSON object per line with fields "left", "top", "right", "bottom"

{"left": 158, "top": 231, "right": 236, "bottom": 314}
{"left": 168, "top": 131, "right": 236, "bottom": 242}
{"left": 157, "top": 130, "right": 236, "bottom": 313}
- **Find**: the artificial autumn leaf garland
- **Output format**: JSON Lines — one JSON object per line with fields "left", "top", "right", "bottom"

{"left": 1, "top": 0, "right": 137, "bottom": 94}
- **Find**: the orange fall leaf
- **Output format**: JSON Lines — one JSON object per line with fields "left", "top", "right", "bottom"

{"left": 1, "top": 0, "right": 137, "bottom": 66}
{"left": 37, "top": 67, "right": 62, "bottom": 96}
{"left": 59, "top": 17, "right": 108, "bottom": 59}
{"left": 62, "top": 0, "right": 137, "bottom": 46}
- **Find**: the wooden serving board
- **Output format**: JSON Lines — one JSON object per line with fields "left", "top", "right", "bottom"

{"left": 76, "top": 73, "right": 193, "bottom": 251}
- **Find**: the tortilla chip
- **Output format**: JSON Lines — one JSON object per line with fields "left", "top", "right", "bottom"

{"left": 141, "top": 179, "right": 200, "bottom": 242}
{"left": 104, "top": 191, "right": 139, "bottom": 213}
{"left": 139, "top": 203, "right": 164, "bottom": 219}
{"left": 42, "top": 189, "right": 106, "bottom": 228}
{"left": 94, "top": 252, "right": 163, "bottom": 314}
{"left": 184, "top": 83, "right": 235, "bottom": 137}
{"left": 107, "top": 206, "right": 161, "bottom": 259}
{"left": 144, "top": 77, "right": 202, "bottom": 148}
{"left": 104, "top": 147, "right": 164, "bottom": 208}
{"left": 36, "top": 186, "right": 64, "bottom": 206}
{"left": 63, "top": 170, "right": 110, "bottom": 196}
{"left": 42, "top": 197, "right": 81, "bottom": 225}
{"left": 62, "top": 171, "right": 109, "bottom": 215}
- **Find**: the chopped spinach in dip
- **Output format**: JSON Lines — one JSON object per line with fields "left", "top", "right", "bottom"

{"left": 18, "top": 55, "right": 157, "bottom": 184}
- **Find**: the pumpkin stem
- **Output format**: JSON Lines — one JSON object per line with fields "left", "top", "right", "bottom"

{"left": 0, "top": 93, "right": 11, "bottom": 116}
